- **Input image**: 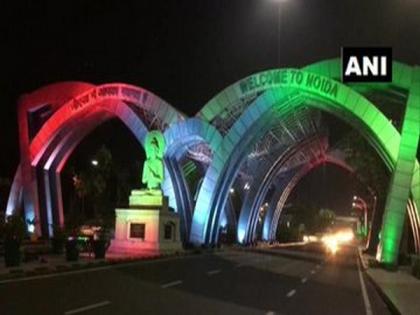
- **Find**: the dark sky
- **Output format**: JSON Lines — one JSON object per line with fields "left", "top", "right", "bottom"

{"left": 289, "top": 163, "right": 358, "bottom": 215}
{"left": 1, "top": 0, "right": 420, "bottom": 181}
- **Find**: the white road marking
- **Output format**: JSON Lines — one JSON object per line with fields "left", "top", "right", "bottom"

{"left": 207, "top": 269, "right": 221, "bottom": 276}
{"left": 358, "top": 247, "right": 369, "bottom": 269}
{"left": 161, "top": 280, "right": 183, "bottom": 289}
{"left": 301, "top": 277, "right": 307, "bottom": 283}
{"left": 316, "top": 264, "right": 321, "bottom": 269}
{"left": 266, "top": 311, "right": 276, "bottom": 315}
{"left": 357, "top": 257, "right": 373, "bottom": 315}
{"left": 64, "top": 300, "right": 110, "bottom": 315}
{"left": 286, "top": 289, "right": 296, "bottom": 298}
{"left": 310, "top": 269, "right": 316, "bottom": 274}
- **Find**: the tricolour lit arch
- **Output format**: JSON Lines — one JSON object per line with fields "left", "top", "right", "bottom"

{"left": 7, "top": 59, "right": 418, "bottom": 266}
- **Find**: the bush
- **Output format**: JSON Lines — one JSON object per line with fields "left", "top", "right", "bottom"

{"left": 65, "top": 239, "right": 80, "bottom": 261}
{"left": 3, "top": 215, "right": 26, "bottom": 243}
{"left": 51, "top": 225, "right": 66, "bottom": 254}
{"left": 398, "top": 253, "right": 412, "bottom": 266}
{"left": 0, "top": 212, "right": 5, "bottom": 239}
{"left": 92, "top": 225, "right": 110, "bottom": 259}
{"left": 277, "top": 225, "right": 302, "bottom": 243}
{"left": 368, "top": 258, "right": 380, "bottom": 268}
{"left": 2, "top": 215, "right": 26, "bottom": 267}
{"left": 92, "top": 240, "right": 108, "bottom": 259}
{"left": 412, "top": 256, "right": 420, "bottom": 279}
{"left": 4, "top": 239, "right": 22, "bottom": 267}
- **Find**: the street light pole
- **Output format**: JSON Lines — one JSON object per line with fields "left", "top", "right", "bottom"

{"left": 366, "top": 194, "right": 377, "bottom": 247}
{"left": 271, "top": 0, "right": 287, "bottom": 67}
{"left": 353, "top": 196, "right": 368, "bottom": 238}
{"left": 277, "top": 3, "right": 281, "bottom": 66}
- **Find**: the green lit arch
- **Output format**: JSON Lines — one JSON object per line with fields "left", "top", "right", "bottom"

{"left": 191, "top": 68, "right": 419, "bottom": 266}
{"left": 198, "top": 59, "right": 414, "bottom": 122}
{"left": 197, "top": 59, "right": 419, "bottom": 210}
{"left": 196, "top": 59, "right": 419, "bottom": 237}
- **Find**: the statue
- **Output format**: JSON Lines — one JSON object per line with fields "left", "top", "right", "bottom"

{"left": 110, "top": 130, "right": 182, "bottom": 255}
{"left": 142, "top": 130, "right": 166, "bottom": 191}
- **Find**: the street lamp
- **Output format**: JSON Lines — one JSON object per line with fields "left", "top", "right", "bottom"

{"left": 91, "top": 159, "right": 99, "bottom": 166}
{"left": 269, "top": 0, "right": 289, "bottom": 66}
{"left": 365, "top": 186, "right": 377, "bottom": 250}
{"left": 352, "top": 196, "right": 368, "bottom": 238}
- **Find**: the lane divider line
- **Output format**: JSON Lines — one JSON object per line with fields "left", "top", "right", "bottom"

{"left": 357, "top": 257, "right": 373, "bottom": 315}
{"left": 310, "top": 270, "right": 316, "bottom": 274}
{"left": 286, "top": 289, "right": 296, "bottom": 298}
{"left": 301, "top": 277, "right": 307, "bottom": 284}
{"left": 206, "top": 269, "right": 221, "bottom": 276}
{"left": 161, "top": 280, "right": 183, "bottom": 289}
{"left": 64, "top": 300, "right": 110, "bottom": 315}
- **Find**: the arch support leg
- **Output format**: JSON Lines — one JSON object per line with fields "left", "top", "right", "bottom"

{"left": 379, "top": 67, "right": 420, "bottom": 266}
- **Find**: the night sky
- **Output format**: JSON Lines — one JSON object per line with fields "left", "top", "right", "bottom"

{"left": 1, "top": 0, "right": 419, "bottom": 213}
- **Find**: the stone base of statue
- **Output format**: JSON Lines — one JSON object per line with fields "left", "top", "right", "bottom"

{"left": 108, "top": 189, "right": 183, "bottom": 256}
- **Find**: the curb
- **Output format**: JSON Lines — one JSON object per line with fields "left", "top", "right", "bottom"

{"left": 357, "top": 248, "right": 401, "bottom": 315}
{"left": 248, "top": 247, "right": 323, "bottom": 263}
{"left": 0, "top": 255, "right": 157, "bottom": 283}
{"left": 0, "top": 248, "right": 224, "bottom": 284}
{"left": 0, "top": 251, "right": 185, "bottom": 283}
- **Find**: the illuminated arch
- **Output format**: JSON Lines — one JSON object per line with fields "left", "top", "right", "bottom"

{"left": 237, "top": 134, "right": 328, "bottom": 244}
{"left": 264, "top": 154, "right": 354, "bottom": 242}
{"left": 7, "top": 82, "right": 96, "bottom": 224}
{"left": 40, "top": 110, "right": 115, "bottom": 235}
{"left": 16, "top": 83, "right": 184, "bottom": 236}
{"left": 6, "top": 59, "right": 418, "bottom": 266}
{"left": 163, "top": 118, "right": 222, "bottom": 241}
{"left": 197, "top": 60, "right": 419, "bottom": 214}
{"left": 33, "top": 102, "right": 151, "bottom": 236}
{"left": 191, "top": 67, "right": 419, "bottom": 264}
{"left": 30, "top": 83, "right": 182, "bottom": 163}
{"left": 6, "top": 165, "right": 23, "bottom": 216}
{"left": 198, "top": 60, "right": 413, "bottom": 123}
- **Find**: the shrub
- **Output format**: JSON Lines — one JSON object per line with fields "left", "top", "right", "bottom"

{"left": 51, "top": 225, "right": 66, "bottom": 254}
{"left": 2, "top": 215, "right": 26, "bottom": 267}
{"left": 65, "top": 239, "right": 80, "bottom": 261}
{"left": 3, "top": 215, "right": 26, "bottom": 243}
{"left": 92, "top": 239, "right": 108, "bottom": 259}
{"left": 368, "top": 258, "right": 380, "bottom": 268}
{"left": 92, "top": 226, "right": 110, "bottom": 259}
{"left": 0, "top": 212, "right": 5, "bottom": 239}
{"left": 412, "top": 256, "right": 420, "bottom": 279}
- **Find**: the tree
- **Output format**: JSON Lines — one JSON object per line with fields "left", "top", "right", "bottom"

{"left": 337, "top": 130, "right": 389, "bottom": 201}
{"left": 0, "top": 177, "right": 11, "bottom": 213}
{"left": 316, "top": 208, "right": 336, "bottom": 232}
{"left": 72, "top": 146, "right": 113, "bottom": 220}
{"left": 290, "top": 204, "right": 319, "bottom": 233}
{"left": 280, "top": 205, "right": 336, "bottom": 237}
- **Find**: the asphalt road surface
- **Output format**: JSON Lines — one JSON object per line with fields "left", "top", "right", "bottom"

{"left": 0, "top": 243, "right": 391, "bottom": 315}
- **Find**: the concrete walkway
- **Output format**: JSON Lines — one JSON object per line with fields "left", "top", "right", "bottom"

{"left": 360, "top": 250, "right": 420, "bottom": 315}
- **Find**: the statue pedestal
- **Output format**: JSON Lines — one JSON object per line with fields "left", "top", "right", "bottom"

{"left": 108, "top": 190, "right": 183, "bottom": 255}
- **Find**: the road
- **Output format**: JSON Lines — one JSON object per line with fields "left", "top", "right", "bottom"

{"left": 0, "top": 243, "right": 391, "bottom": 315}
